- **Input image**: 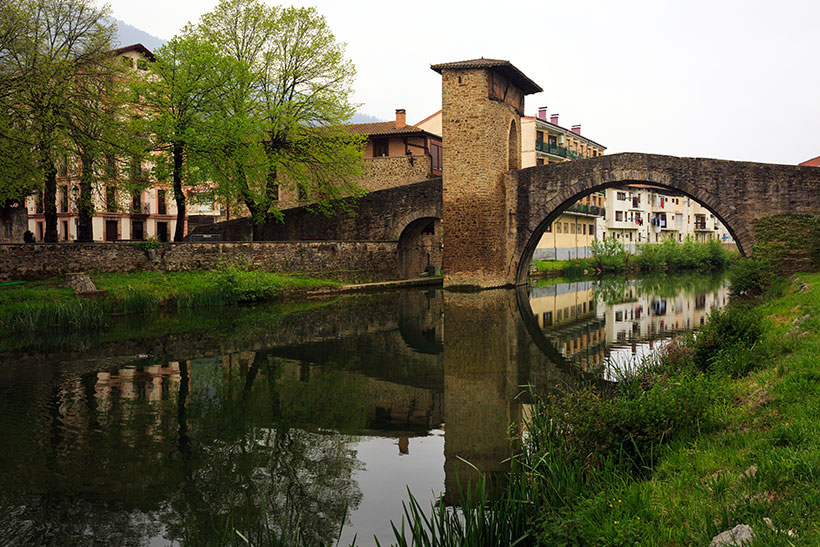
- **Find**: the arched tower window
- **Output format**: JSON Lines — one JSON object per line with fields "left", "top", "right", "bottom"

{"left": 508, "top": 120, "right": 520, "bottom": 170}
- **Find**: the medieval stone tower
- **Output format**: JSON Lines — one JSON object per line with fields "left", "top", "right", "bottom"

{"left": 431, "top": 59, "right": 542, "bottom": 289}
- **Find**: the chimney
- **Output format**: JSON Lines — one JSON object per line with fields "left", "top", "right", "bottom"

{"left": 537, "top": 106, "right": 547, "bottom": 121}
{"left": 550, "top": 113, "right": 559, "bottom": 125}
{"left": 571, "top": 124, "right": 581, "bottom": 135}
{"left": 395, "top": 108, "right": 406, "bottom": 129}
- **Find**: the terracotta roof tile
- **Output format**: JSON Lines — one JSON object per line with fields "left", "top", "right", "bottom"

{"left": 430, "top": 58, "right": 542, "bottom": 95}
{"left": 345, "top": 121, "right": 434, "bottom": 137}
{"left": 799, "top": 155, "right": 820, "bottom": 167}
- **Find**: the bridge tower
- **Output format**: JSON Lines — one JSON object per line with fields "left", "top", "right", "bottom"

{"left": 431, "top": 59, "right": 542, "bottom": 289}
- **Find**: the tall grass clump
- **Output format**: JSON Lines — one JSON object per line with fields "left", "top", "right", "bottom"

{"left": 692, "top": 305, "right": 764, "bottom": 374}
{"left": 0, "top": 300, "right": 107, "bottom": 332}
{"left": 121, "top": 287, "right": 160, "bottom": 314}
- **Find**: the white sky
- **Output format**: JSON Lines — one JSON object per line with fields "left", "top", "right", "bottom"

{"left": 106, "top": 0, "right": 820, "bottom": 165}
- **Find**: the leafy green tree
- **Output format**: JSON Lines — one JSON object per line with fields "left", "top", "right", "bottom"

{"left": 65, "top": 51, "right": 135, "bottom": 241}
{"left": 137, "top": 32, "right": 232, "bottom": 241}
{"left": 197, "top": 0, "right": 366, "bottom": 240}
{"left": 0, "top": 0, "right": 117, "bottom": 241}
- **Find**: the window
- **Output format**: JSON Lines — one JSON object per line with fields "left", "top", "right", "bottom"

{"left": 589, "top": 223, "right": 595, "bottom": 236}
{"left": 430, "top": 142, "right": 442, "bottom": 172}
{"left": 374, "top": 138, "right": 389, "bottom": 157}
{"left": 617, "top": 191, "right": 627, "bottom": 201}
{"left": 132, "top": 192, "right": 142, "bottom": 213}
{"left": 61, "top": 220, "right": 69, "bottom": 241}
{"left": 132, "top": 219, "right": 144, "bottom": 241}
{"left": 106, "top": 155, "right": 117, "bottom": 178}
{"left": 582, "top": 224, "right": 587, "bottom": 235}
{"left": 59, "top": 185, "right": 68, "bottom": 213}
{"left": 545, "top": 223, "right": 552, "bottom": 233}
{"left": 570, "top": 223, "right": 575, "bottom": 234}
{"left": 106, "top": 186, "right": 117, "bottom": 212}
{"left": 157, "top": 190, "right": 167, "bottom": 215}
{"left": 556, "top": 222, "right": 562, "bottom": 233}
{"left": 563, "top": 222, "right": 568, "bottom": 233}
{"left": 616, "top": 211, "right": 624, "bottom": 221}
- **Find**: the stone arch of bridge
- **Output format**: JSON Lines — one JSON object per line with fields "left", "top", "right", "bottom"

{"left": 510, "top": 163, "right": 753, "bottom": 285}
{"left": 398, "top": 216, "right": 442, "bottom": 278}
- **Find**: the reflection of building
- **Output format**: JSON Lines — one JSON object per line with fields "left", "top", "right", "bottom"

{"left": 529, "top": 281, "right": 607, "bottom": 371}
{"left": 600, "top": 283, "right": 730, "bottom": 344}
{"left": 522, "top": 108, "right": 606, "bottom": 260}
{"left": 601, "top": 186, "right": 735, "bottom": 249}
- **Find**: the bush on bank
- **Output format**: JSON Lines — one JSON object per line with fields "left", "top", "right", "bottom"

{"left": 534, "top": 238, "right": 733, "bottom": 276}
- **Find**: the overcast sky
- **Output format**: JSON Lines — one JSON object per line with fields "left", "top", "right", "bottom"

{"left": 107, "top": 0, "right": 820, "bottom": 165}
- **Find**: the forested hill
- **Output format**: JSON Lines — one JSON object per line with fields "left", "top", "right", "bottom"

{"left": 112, "top": 19, "right": 166, "bottom": 52}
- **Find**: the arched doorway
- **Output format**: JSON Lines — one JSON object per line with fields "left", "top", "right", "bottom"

{"left": 398, "top": 217, "right": 442, "bottom": 279}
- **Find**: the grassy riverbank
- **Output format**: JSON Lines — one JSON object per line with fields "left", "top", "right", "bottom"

{"left": 0, "top": 268, "right": 340, "bottom": 332}
{"left": 386, "top": 269, "right": 820, "bottom": 545}
{"left": 533, "top": 238, "right": 734, "bottom": 277}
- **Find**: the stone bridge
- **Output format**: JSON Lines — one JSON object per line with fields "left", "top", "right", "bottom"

{"left": 194, "top": 58, "right": 820, "bottom": 289}
{"left": 433, "top": 58, "right": 820, "bottom": 288}
{"left": 508, "top": 153, "right": 820, "bottom": 286}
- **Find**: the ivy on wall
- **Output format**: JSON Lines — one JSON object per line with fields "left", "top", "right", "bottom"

{"left": 753, "top": 214, "right": 820, "bottom": 273}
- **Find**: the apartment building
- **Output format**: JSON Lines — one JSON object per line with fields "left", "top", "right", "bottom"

{"left": 520, "top": 108, "right": 607, "bottom": 260}
{"left": 25, "top": 44, "right": 222, "bottom": 242}
{"left": 601, "top": 185, "right": 735, "bottom": 250}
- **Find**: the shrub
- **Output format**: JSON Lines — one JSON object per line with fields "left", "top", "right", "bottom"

{"left": 23, "top": 230, "right": 35, "bottom": 243}
{"left": 728, "top": 257, "right": 777, "bottom": 296}
{"left": 537, "top": 373, "right": 723, "bottom": 474}
{"left": 591, "top": 238, "right": 628, "bottom": 272}
{"left": 692, "top": 306, "right": 764, "bottom": 372}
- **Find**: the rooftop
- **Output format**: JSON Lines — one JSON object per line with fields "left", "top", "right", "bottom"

{"left": 430, "top": 58, "right": 543, "bottom": 95}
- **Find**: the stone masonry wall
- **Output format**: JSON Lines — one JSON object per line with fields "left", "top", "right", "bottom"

{"left": 190, "top": 178, "right": 442, "bottom": 243}
{"left": 0, "top": 241, "right": 399, "bottom": 283}
{"left": 440, "top": 67, "right": 521, "bottom": 289}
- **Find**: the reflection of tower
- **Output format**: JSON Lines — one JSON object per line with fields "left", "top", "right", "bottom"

{"left": 443, "top": 291, "right": 521, "bottom": 504}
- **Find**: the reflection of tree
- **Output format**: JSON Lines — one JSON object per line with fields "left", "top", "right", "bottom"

{"left": 0, "top": 352, "right": 369, "bottom": 545}
{"left": 593, "top": 271, "right": 728, "bottom": 305}
{"left": 161, "top": 354, "right": 367, "bottom": 545}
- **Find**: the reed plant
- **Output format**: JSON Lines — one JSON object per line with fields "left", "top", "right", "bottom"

{"left": 0, "top": 300, "right": 107, "bottom": 332}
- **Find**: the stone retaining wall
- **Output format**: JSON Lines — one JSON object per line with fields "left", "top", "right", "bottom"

{"left": 0, "top": 241, "right": 399, "bottom": 283}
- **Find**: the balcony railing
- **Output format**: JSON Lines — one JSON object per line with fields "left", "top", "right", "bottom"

{"left": 566, "top": 202, "right": 604, "bottom": 216}
{"left": 694, "top": 222, "right": 708, "bottom": 231}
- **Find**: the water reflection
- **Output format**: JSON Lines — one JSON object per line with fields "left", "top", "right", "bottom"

{"left": 527, "top": 272, "right": 730, "bottom": 373}
{"left": 0, "top": 272, "right": 728, "bottom": 545}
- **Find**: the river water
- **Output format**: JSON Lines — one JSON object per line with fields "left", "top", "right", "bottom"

{"left": 0, "top": 271, "right": 729, "bottom": 546}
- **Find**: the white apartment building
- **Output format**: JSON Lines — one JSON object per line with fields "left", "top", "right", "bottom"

{"left": 599, "top": 185, "right": 736, "bottom": 251}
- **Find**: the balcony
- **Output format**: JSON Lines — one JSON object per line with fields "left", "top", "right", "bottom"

{"left": 694, "top": 222, "right": 709, "bottom": 231}
{"left": 566, "top": 202, "right": 604, "bottom": 217}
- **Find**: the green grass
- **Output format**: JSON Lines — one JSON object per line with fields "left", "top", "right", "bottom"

{"left": 0, "top": 267, "right": 341, "bottom": 336}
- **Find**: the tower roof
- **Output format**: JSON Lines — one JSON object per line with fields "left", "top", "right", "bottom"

{"left": 430, "top": 58, "right": 542, "bottom": 95}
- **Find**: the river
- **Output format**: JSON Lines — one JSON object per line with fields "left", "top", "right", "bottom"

{"left": 0, "top": 271, "right": 729, "bottom": 546}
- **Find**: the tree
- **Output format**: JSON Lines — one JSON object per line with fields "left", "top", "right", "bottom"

{"left": 197, "top": 0, "right": 365, "bottom": 240}
{"left": 65, "top": 48, "right": 135, "bottom": 241}
{"left": 0, "top": 0, "right": 117, "bottom": 241}
{"left": 137, "top": 32, "right": 231, "bottom": 241}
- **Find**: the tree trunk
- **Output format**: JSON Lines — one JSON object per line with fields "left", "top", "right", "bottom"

{"left": 77, "top": 151, "right": 95, "bottom": 242}
{"left": 42, "top": 157, "right": 58, "bottom": 243}
{"left": 172, "top": 141, "right": 186, "bottom": 242}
